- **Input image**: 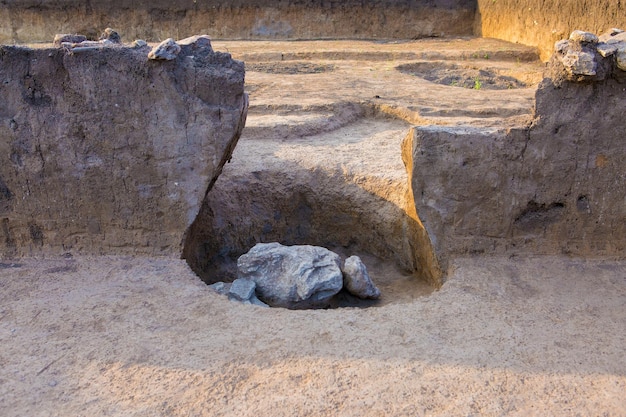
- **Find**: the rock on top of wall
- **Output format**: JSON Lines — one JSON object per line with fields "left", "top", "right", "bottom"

{"left": 552, "top": 28, "right": 626, "bottom": 82}
{"left": 0, "top": 33, "right": 248, "bottom": 257}
{"left": 403, "top": 29, "right": 626, "bottom": 275}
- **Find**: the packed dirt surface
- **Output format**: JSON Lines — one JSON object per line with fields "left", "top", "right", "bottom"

{"left": 2, "top": 38, "right": 625, "bottom": 415}
{"left": 1, "top": 255, "right": 625, "bottom": 416}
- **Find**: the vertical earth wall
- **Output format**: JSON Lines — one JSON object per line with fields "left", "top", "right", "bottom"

{"left": 0, "top": 0, "right": 476, "bottom": 44}
{"left": 0, "top": 38, "right": 247, "bottom": 258}
{"left": 475, "top": 0, "right": 626, "bottom": 60}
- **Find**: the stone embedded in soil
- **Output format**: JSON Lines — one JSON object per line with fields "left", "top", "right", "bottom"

{"left": 248, "top": 293, "right": 270, "bottom": 308}
{"left": 178, "top": 35, "right": 213, "bottom": 57}
{"left": 569, "top": 30, "right": 599, "bottom": 44}
{"left": 554, "top": 28, "right": 626, "bottom": 80}
{"left": 148, "top": 38, "right": 181, "bottom": 60}
{"left": 99, "top": 27, "right": 121, "bottom": 44}
{"left": 342, "top": 256, "right": 381, "bottom": 300}
{"left": 561, "top": 50, "right": 596, "bottom": 76}
{"left": 237, "top": 242, "right": 343, "bottom": 309}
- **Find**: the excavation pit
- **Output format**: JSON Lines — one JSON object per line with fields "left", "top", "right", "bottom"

{"left": 396, "top": 61, "right": 528, "bottom": 90}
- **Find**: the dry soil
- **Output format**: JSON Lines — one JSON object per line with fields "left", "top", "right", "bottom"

{"left": 1, "top": 38, "right": 625, "bottom": 417}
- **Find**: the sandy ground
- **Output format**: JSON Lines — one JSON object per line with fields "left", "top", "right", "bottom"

{"left": 1, "top": 255, "right": 625, "bottom": 416}
{"left": 2, "top": 39, "right": 625, "bottom": 416}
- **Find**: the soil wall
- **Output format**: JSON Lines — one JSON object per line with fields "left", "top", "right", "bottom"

{"left": 0, "top": 40, "right": 247, "bottom": 258}
{"left": 475, "top": 0, "right": 626, "bottom": 60}
{"left": 404, "top": 43, "right": 626, "bottom": 271}
{"left": 0, "top": 0, "right": 476, "bottom": 44}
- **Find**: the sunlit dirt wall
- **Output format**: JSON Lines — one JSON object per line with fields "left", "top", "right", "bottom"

{"left": 0, "top": 0, "right": 476, "bottom": 44}
{"left": 475, "top": 0, "right": 626, "bottom": 60}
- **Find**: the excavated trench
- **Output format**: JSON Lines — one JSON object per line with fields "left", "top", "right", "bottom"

{"left": 182, "top": 39, "right": 545, "bottom": 308}
{"left": 183, "top": 108, "right": 434, "bottom": 308}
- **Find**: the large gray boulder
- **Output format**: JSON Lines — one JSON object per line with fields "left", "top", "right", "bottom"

{"left": 0, "top": 35, "right": 247, "bottom": 257}
{"left": 237, "top": 242, "right": 343, "bottom": 309}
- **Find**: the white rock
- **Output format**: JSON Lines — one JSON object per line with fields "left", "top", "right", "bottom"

{"left": 148, "top": 38, "right": 181, "bottom": 60}
{"left": 596, "top": 43, "right": 618, "bottom": 57}
{"left": 228, "top": 278, "right": 256, "bottom": 301}
{"left": 237, "top": 242, "right": 343, "bottom": 309}
{"left": 569, "top": 30, "right": 599, "bottom": 44}
{"left": 342, "top": 256, "right": 381, "bottom": 299}
{"left": 599, "top": 28, "right": 625, "bottom": 43}
{"left": 560, "top": 50, "right": 596, "bottom": 76}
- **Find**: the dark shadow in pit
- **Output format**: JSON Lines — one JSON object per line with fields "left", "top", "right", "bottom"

{"left": 397, "top": 61, "right": 527, "bottom": 90}
{"left": 182, "top": 118, "right": 440, "bottom": 308}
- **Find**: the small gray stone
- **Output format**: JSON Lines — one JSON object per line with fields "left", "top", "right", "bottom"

{"left": 209, "top": 281, "right": 231, "bottom": 296}
{"left": 569, "top": 30, "right": 599, "bottom": 44}
{"left": 342, "top": 256, "right": 381, "bottom": 299}
{"left": 228, "top": 278, "right": 256, "bottom": 301}
{"left": 596, "top": 43, "right": 618, "bottom": 57}
{"left": 100, "top": 28, "right": 121, "bottom": 44}
{"left": 148, "top": 38, "right": 181, "bottom": 61}
{"left": 133, "top": 40, "right": 148, "bottom": 48}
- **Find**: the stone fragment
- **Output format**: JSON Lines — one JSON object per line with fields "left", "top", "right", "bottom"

{"left": 148, "top": 38, "right": 181, "bottom": 60}
{"left": 560, "top": 50, "right": 596, "bottom": 76}
{"left": 178, "top": 35, "right": 213, "bottom": 57}
{"left": 100, "top": 28, "right": 121, "bottom": 44}
{"left": 596, "top": 43, "right": 618, "bottom": 57}
{"left": 209, "top": 282, "right": 231, "bottom": 296}
{"left": 554, "top": 39, "right": 569, "bottom": 54}
{"left": 237, "top": 242, "right": 343, "bottom": 309}
{"left": 249, "top": 293, "right": 270, "bottom": 308}
{"left": 53, "top": 34, "right": 87, "bottom": 47}
{"left": 599, "top": 28, "right": 625, "bottom": 43}
{"left": 569, "top": 30, "right": 599, "bottom": 44}
{"left": 342, "top": 256, "right": 381, "bottom": 299}
{"left": 229, "top": 278, "right": 256, "bottom": 301}
{"left": 133, "top": 40, "right": 148, "bottom": 48}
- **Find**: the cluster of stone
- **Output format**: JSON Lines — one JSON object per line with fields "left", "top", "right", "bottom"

{"left": 554, "top": 28, "right": 626, "bottom": 81}
{"left": 147, "top": 35, "right": 214, "bottom": 61}
{"left": 209, "top": 279, "right": 270, "bottom": 308}
{"left": 54, "top": 28, "right": 132, "bottom": 53}
{"left": 209, "top": 242, "right": 381, "bottom": 309}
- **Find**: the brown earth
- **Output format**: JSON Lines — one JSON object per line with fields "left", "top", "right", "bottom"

{"left": 2, "top": 38, "right": 625, "bottom": 416}
{"left": 475, "top": 0, "right": 626, "bottom": 60}
{"left": 0, "top": 0, "right": 475, "bottom": 45}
